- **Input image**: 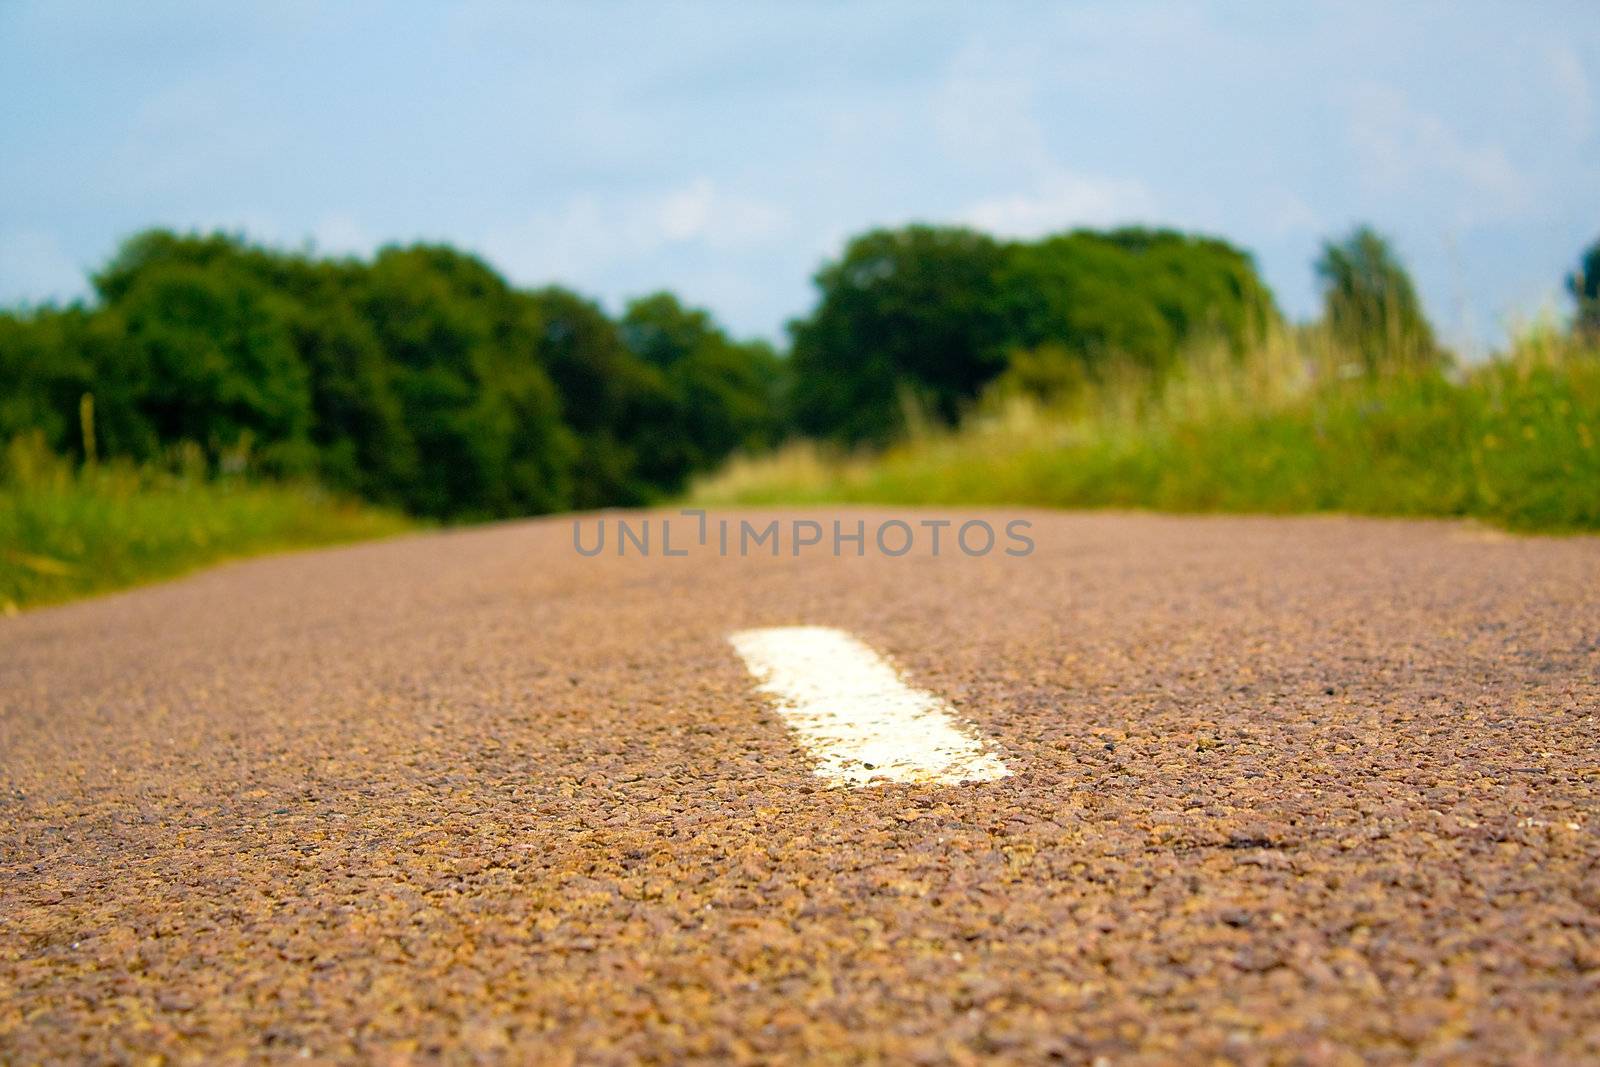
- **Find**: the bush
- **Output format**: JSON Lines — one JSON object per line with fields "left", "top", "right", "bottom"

{"left": 1315, "top": 226, "right": 1445, "bottom": 374}
{"left": 0, "top": 230, "right": 781, "bottom": 520}
{"left": 787, "top": 224, "right": 1279, "bottom": 444}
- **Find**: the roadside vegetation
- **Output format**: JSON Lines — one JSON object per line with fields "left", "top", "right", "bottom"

{"left": 786, "top": 226, "right": 1276, "bottom": 444}
{"left": 693, "top": 326, "right": 1599, "bottom": 532}
{"left": 0, "top": 434, "right": 409, "bottom": 611}
{"left": 1, "top": 231, "right": 784, "bottom": 520}
{"left": 699, "top": 224, "right": 1598, "bottom": 533}
{"left": 2, "top": 231, "right": 780, "bottom": 608}
{"left": 3, "top": 221, "right": 1598, "bottom": 609}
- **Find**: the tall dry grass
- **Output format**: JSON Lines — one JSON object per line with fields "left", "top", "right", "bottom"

{"left": 1, "top": 434, "right": 412, "bottom": 611}
{"left": 691, "top": 326, "right": 1600, "bottom": 532}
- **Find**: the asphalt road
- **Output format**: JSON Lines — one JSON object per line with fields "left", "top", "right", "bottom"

{"left": 4, "top": 509, "right": 1599, "bottom": 1064}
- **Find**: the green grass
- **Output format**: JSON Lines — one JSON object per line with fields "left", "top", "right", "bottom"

{"left": 694, "top": 334, "right": 1600, "bottom": 533}
{"left": 1, "top": 440, "right": 413, "bottom": 612}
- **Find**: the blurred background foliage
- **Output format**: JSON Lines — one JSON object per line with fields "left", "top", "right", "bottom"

{"left": 788, "top": 226, "right": 1279, "bottom": 445}
{"left": 2, "top": 230, "right": 784, "bottom": 520}
{"left": 4, "top": 221, "right": 1599, "bottom": 607}
{"left": 3, "top": 221, "right": 1309, "bottom": 518}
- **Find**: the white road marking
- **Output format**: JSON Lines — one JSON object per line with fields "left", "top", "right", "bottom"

{"left": 728, "top": 626, "right": 1011, "bottom": 787}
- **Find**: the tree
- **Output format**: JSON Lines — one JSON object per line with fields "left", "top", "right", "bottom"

{"left": 109, "top": 258, "right": 315, "bottom": 472}
{"left": 789, "top": 226, "right": 1010, "bottom": 444}
{"left": 524, "top": 287, "right": 668, "bottom": 508}
{"left": 288, "top": 291, "right": 417, "bottom": 502}
{"left": 1000, "top": 228, "right": 1277, "bottom": 381}
{"left": 2, "top": 227, "right": 789, "bottom": 516}
{"left": 786, "top": 224, "right": 1281, "bottom": 442}
{"left": 358, "top": 245, "right": 573, "bottom": 518}
{"left": 1568, "top": 238, "right": 1600, "bottom": 338}
{"left": 621, "top": 292, "right": 784, "bottom": 486}
{"left": 0, "top": 307, "right": 95, "bottom": 456}
{"left": 1315, "top": 226, "right": 1443, "bottom": 374}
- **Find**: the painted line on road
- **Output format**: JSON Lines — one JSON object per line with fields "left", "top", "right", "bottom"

{"left": 728, "top": 626, "right": 1011, "bottom": 787}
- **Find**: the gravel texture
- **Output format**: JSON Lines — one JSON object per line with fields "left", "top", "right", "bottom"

{"left": 3, "top": 509, "right": 1599, "bottom": 1064}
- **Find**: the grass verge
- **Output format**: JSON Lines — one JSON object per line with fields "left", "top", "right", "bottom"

{"left": 1, "top": 440, "right": 413, "bottom": 612}
{"left": 693, "top": 334, "right": 1600, "bottom": 533}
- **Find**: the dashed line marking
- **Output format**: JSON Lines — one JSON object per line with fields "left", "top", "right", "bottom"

{"left": 728, "top": 626, "right": 1011, "bottom": 787}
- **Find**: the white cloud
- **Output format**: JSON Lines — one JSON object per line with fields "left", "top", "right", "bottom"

{"left": 934, "top": 43, "right": 1052, "bottom": 170}
{"left": 1546, "top": 43, "right": 1593, "bottom": 140}
{"left": 1265, "top": 191, "right": 1321, "bottom": 238}
{"left": 935, "top": 43, "right": 1158, "bottom": 239}
{"left": 1345, "top": 84, "right": 1530, "bottom": 225}
{"left": 963, "top": 170, "right": 1158, "bottom": 238}
{"left": 309, "top": 213, "right": 375, "bottom": 257}
{"left": 481, "top": 178, "right": 788, "bottom": 284}
{"left": 654, "top": 178, "right": 786, "bottom": 246}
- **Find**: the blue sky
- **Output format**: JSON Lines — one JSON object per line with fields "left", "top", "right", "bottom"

{"left": 2, "top": 2, "right": 1596, "bottom": 351}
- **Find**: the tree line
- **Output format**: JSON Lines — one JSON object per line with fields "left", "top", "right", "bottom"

{"left": 5, "top": 221, "right": 1581, "bottom": 519}
{"left": 0, "top": 232, "right": 783, "bottom": 518}
{"left": 790, "top": 225, "right": 1285, "bottom": 443}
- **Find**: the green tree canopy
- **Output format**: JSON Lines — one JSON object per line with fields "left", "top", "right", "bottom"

{"left": 788, "top": 224, "right": 1279, "bottom": 442}
{"left": 1315, "top": 226, "right": 1443, "bottom": 374}
{"left": 0, "top": 306, "right": 97, "bottom": 456}
{"left": 622, "top": 292, "right": 784, "bottom": 486}
{"left": 355, "top": 244, "right": 573, "bottom": 518}
{"left": 1568, "top": 237, "right": 1600, "bottom": 338}
{"left": 1002, "top": 229, "right": 1276, "bottom": 373}
{"left": 524, "top": 286, "right": 668, "bottom": 508}
{"left": 1, "top": 229, "right": 786, "bottom": 518}
{"left": 789, "top": 226, "right": 1010, "bottom": 445}
{"left": 111, "top": 259, "right": 314, "bottom": 471}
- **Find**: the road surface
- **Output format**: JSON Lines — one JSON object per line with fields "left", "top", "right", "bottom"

{"left": 4, "top": 509, "right": 1599, "bottom": 1064}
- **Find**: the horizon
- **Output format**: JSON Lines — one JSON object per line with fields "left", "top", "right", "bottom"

{"left": 3, "top": 1, "right": 1597, "bottom": 351}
